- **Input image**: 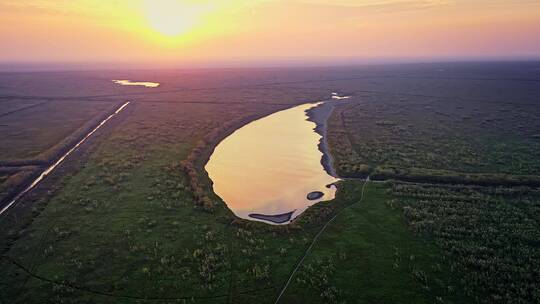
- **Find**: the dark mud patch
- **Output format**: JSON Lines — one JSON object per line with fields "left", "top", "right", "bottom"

{"left": 249, "top": 210, "right": 296, "bottom": 224}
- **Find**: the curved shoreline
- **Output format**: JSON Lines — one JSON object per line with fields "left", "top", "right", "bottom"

{"left": 201, "top": 99, "right": 338, "bottom": 225}
{"left": 193, "top": 100, "right": 327, "bottom": 216}
{"left": 306, "top": 100, "right": 339, "bottom": 178}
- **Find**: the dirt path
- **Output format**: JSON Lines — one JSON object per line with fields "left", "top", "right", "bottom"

{"left": 274, "top": 176, "right": 370, "bottom": 303}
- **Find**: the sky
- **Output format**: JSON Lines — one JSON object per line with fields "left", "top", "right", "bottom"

{"left": 1, "top": 0, "right": 539, "bottom": 67}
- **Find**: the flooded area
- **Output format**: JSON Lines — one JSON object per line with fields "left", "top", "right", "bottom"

{"left": 112, "top": 80, "right": 160, "bottom": 88}
{"left": 205, "top": 102, "right": 339, "bottom": 224}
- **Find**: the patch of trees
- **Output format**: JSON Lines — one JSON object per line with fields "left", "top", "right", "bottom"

{"left": 180, "top": 143, "right": 215, "bottom": 212}
{"left": 179, "top": 120, "right": 239, "bottom": 213}
{"left": 296, "top": 257, "right": 343, "bottom": 304}
{"left": 371, "top": 166, "right": 540, "bottom": 187}
{"left": 390, "top": 182, "right": 540, "bottom": 303}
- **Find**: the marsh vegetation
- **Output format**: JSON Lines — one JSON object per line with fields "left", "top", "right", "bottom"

{"left": 1, "top": 63, "right": 539, "bottom": 303}
{"left": 327, "top": 90, "right": 540, "bottom": 185}
{"left": 389, "top": 182, "right": 540, "bottom": 303}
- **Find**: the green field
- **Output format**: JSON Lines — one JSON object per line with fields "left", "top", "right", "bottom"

{"left": 1, "top": 64, "right": 540, "bottom": 303}
{"left": 327, "top": 94, "right": 540, "bottom": 185}
{"left": 390, "top": 182, "right": 540, "bottom": 303}
{"left": 0, "top": 100, "right": 115, "bottom": 161}
{"left": 0, "top": 98, "right": 461, "bottom": 304}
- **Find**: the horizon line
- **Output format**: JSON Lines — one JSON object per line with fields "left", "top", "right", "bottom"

{"left": 1, "top": 56, "right": 540, "bottom": 72}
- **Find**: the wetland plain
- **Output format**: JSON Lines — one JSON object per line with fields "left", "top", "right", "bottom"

{"left": 1, "top": 63, "right": 539, "bottom": 303}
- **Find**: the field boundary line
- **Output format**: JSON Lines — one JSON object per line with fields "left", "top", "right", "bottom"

{"left": 0, "top": 101, "right": 49, "bottom": 118}
{"left": 1, "top": 254, "right": 278, "bottom": 301}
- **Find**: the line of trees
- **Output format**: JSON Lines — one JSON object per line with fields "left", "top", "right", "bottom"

{"left": 180, "top": 139, "right": 215, "bottom": 213}
{"left": 178, "top": 119, "right": 240, "bottom": 213}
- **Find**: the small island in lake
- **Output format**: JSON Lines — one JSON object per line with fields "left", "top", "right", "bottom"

{"left": 307, "top": 191, "right": 324, "bottom": 200}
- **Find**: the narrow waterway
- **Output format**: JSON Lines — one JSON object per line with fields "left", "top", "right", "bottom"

{"left": 0, "top": 102, "right": 131, "bottom": 216}
{"left": 205, "top": 101, "right": 341, "bottom": 224}
{"left": 112, "top": 80, "right": 160, "bottom": 88}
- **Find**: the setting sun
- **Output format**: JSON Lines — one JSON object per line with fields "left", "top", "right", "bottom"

{"left": 1, "top": 0, "right": 540, "bottom": 303}
{"left": 143, "top": 0, "right": 206, "bottom": 36}
{"left": 1, "top": 0, "right": 539, "bottom": 64}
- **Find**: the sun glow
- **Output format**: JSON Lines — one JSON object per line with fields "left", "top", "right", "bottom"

{"left": 2, "top": 0, "right": 540, "bottom": 63}
{"left": 143, "top": 0, "right": 208, "bottom": 36}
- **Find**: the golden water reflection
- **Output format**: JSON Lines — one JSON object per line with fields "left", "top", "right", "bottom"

{"left": 205, "top": 103, "right": 338, "bottom": 224}
{"left": 112, "top": 80, "right": 160, "bottom": 88}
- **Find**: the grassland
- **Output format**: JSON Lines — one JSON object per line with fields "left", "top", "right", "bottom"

{"left": 0, "top": 141, "right": 460, "bottom": 303}
{"left": 1, "top": 63, "right": 539, "bottom": 303}
{"left": 389, "top": 182, "right": 540, "bottom": 303}
{"left": 0, "top": 95, "right": 123, "bottom": 206}
{"left": 322, "top": 63, "right": 540, "bottom": 303}
{"left": 281, "top": 182, "right": 467, "bottom": 304}
{"left": 0, "top": 73, "right": 461, "bottom": 303}
{"left": 327, "top": 93, "right": 540, "bottom": 184}
{"left": 0, "top": 100, "right": 117, "bottom": 162}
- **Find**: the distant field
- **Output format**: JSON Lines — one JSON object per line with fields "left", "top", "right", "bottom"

{"left": 327, "top": 93, "right": 540, "bottom": 183}
{"left": 1, "top": 63, "right": 539, "bottom": 303}
{"left": 0, "top": 97, "right": 120, "bottom": 205}
{"left": 0, "top": 100, "right": 114, "bottom": 161}
{"left": 0, "top": 99, "right": 48, "bottom": 117}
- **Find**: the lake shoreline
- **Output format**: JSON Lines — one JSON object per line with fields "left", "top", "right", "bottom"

{"left": 205, "top": 100, "right": 339, "bottom": 224}
{"left": 306, "top": 100, "right": 339, "bottom": 178}
{"left": 196, "top": 99, "right": 328, "bottom": 222}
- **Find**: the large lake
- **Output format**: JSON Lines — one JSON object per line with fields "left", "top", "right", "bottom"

{"left": 205, "top": 103, "right": 338, "bottom": 224}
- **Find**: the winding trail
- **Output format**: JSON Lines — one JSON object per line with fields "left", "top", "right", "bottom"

{"left": 0, "top": 101, "right": 130, "bottom": 216}
{"left": 274, "top": 176, "right": 370, "bottom": 304}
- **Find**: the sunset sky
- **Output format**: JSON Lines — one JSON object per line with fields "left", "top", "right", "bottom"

{"left": 1, "top": 0, "right": 539, "bottom": 67}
